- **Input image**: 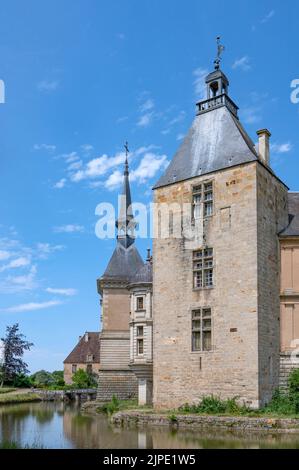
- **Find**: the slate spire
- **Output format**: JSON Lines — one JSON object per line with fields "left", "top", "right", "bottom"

{"left": 115, "top": 142, "right": 136, "bottom": 248}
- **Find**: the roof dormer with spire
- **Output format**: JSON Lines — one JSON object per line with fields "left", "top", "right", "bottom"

{"left": 98, "top": 142, "right": 144, "bottom": 293}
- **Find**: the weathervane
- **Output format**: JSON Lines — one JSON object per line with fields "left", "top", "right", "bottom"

{"left": 214, "top": 36, "right": 225, "bottom": 70}
{"left": 124, "top": 141, "right": 129, "bottom": 157}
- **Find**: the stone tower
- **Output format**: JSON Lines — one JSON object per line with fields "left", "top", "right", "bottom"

{"left": 96, "top": 151, "right": 143, "bottom": 402}
{"left": 152, "top": 62, "right": 289, "bottom": 409}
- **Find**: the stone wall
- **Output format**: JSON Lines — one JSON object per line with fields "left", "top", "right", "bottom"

{"left": 64, "top": 362, "right": 100, "bottom": 385}
{"left": 256, "top": 164, "right": 289, "bottom": 405}
{"left": 153, "top": 161, "right": 288, "bottom": 410}
{"left": 112, "top": 410, "right": 299, "bottom": 432}
{"left": 96, "top": 370, "right": 138, "bottom": 402}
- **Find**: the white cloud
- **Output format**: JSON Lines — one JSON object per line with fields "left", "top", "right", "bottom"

{"left": 70, "top": 152, "right": 125, "bottom": 182}
{"left": 137, "top": 112, "right": 154, "bottom": 128}
{"left": 0, "top": 250, "right": 11, "bottom": 261}
{"left": 131, "top": 153, "right": 169, "bottom": 183}
{"left": 271, "top": 142, "right": 293, "bottom": 154}
{"left": 176, "top": 133, "right": 185, "bottom": 141}
{"left": 104, "top": 152, "right": 168, "bottom": 190}
{"left": 6, "top": 265, "right": 38, "bottom": 291}
{"left": 54, "top": 178, "right": 66, "bottom": 189}
{"left": 232, "top": 56, "right": 251, "bottom": 71}
{"left": 36, "top": 243, "right": 64, "bottom": 259}
{"left": 80, "top": 144, "right": 94, "bottom": 153}
{"left": 53, "top": 224, "right": 85, "bottom": 233}
{"left": 261, "top": 10, "right": 275, "bottom": 23}
{"left": 241, "top": 106, "right": 261, "bottom": 124}
{"left": 168, "top": 111, "right": 186, "bottom": 126}
{"left": 0, "top": 256, "right": 31, "bottom": 273}
{"left": 3, "top": 300, "right": 62, "bottom": 313}
{"left": 46, "top": 287, "right": 77, "bottom": 296}
{"left": 34, "top": 144, "right": 56, "bottom": 152}
{"left": 193, "top": 67, "right": 208, "bottom": 99}
{"left": 104, "top": 170, "right": 124, "bottom": 190}
{"left": 140, "top": 98, "right": 155, "bottom": 113}
{"left": 37, "top": 80, "right": 59, "bottom": 92}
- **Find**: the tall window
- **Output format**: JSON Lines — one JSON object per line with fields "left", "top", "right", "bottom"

{"left": 72, "top": 364, "right": 77, "bottom": 374}
{"left": 192, "top": 181, "right": 213, "bottom": 220}
{"left": 192, "top": 308, "right": 212, "bottom": 351}
{"left": 136, "top": 296, "right": 144, "bottom": 311}
{"left": 193, "top": 248, "right": 214, "bottom": 288}
{"left": 86, "top": 364, "right": 92, "bottom": 374}
{"left": 136, "top": 325, "right": 144, "bottom": 355}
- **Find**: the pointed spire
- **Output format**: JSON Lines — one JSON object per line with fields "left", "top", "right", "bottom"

{"left": 116, "top": 141, "right": 136, "bottom": 248}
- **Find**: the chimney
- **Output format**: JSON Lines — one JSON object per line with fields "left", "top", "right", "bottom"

{"left": 256, "top": 129, "right": 271, "bottom": 166}
{"left": 85, "top": 332, "right": 89, "bottom": 342}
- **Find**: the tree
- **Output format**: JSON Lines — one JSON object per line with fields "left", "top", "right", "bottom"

{"left": 72, "top": 369, "right": 97, "bottom": 388}
{"left": 30, "top": 370, "right": 54, "bottom": 388}
{"left": 52, "top": 370, "right": 65, "bottom": 387}
{"left": 0, "top": 324, "right": 33, "bottom": 387}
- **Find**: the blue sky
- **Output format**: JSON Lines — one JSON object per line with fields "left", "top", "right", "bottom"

{"left": 0, "top": 0, "right": 298, "bottom": 373}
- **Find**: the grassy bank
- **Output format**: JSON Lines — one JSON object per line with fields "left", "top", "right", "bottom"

{"left": 0, "top": 441, "right": 45, "bottom": 449}
{"left": 0, "top": 392, "right": 41, "bottom": 405}
{"left": 0, "top": 388, "right": 16, "bottom": 394}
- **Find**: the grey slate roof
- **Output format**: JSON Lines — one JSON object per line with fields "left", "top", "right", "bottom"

{"left": 153, "top": 105, "right": 258, "bottom": 189}
{"left": 280, "top": 193, "right": 299, "bottom": 237}
{"left": 101, "top": 242, "right": 144, "bottom": 281}
{"left": 130, "top": 259, "right": 152, "bottom": 285}
{"left": 64, "top": 332, "right": 100, "bottom": 364}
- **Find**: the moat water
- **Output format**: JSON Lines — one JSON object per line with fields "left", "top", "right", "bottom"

{"left": 1, "top": 402, "right": 299, "bottom": 449}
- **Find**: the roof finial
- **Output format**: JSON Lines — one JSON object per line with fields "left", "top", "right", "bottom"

{"left": 124, "top": 141, "right": 129, "bottom": 175}
{"left": 214, "top": 36, "right": 225, "bottom": 70}
{"left": 146, "top": 248, "right": 151, "bottom": 262}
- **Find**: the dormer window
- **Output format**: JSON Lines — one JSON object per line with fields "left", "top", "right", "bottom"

{"left": 86, "top": 354, "right": 94, "bottom": 362}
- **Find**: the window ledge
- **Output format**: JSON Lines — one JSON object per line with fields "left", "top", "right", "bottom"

{"left": 193, "top": 286, "right": 214, "bottom": 292}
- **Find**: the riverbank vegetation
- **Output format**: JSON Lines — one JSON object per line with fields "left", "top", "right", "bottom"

{"left": 0, "top": 388, "right": 16, "bottom": 394}
{"left": 0, "top": 392, "right": 41, "bottom": 405}
{"left": 97, "top": 396, "right": 139, "bottom": 415}
{"left": 100, "top": 369, "right": 299, "bottom": 420}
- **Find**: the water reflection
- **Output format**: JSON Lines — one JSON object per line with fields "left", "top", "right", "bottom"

{"left": 0, "top": 402, "right": 299, "bottom": 449}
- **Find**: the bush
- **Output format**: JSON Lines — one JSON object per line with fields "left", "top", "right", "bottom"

{"left": 98, "top": 395, "right": 120, "bottom": 415}
{"left": 71, "top": 369, "right": 97, "bottom": 389}
{"left": 13, "top": 373, "right": 32, "bottom": 388}
{"left": 288, "top": 368, "right": 299, "bottom": 395}
{"left": 30, "top": 370, "right": 54, "bottom": 388}
{"left": 179, "top": 395, "right": 250, "bottom": 415}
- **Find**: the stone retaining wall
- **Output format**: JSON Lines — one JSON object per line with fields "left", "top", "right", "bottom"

{"left": 112, "top": 411, "right": 299, "bottom": 433}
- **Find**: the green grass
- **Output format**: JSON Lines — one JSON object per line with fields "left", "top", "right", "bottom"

{"left": 0, "top": 441, "right": 45, "bottom": 449}
{"left": 97, "top": 396, "right": 139, "bottom": 415}
{"left": 0, "top": 388, "right": 16, "bottom": 395}
{"left": 0, "top": 392, "right": 41, "bottom": 405}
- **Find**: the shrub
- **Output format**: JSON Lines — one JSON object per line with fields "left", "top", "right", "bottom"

{"left": 30, "top": 370, "right": 54, "bottom": 388}
{"left": 71, "top": 369, "right": 97, "bottom": 389}
{"left": 263, "top": 389, "right": 296, "bottom": 415}
{"left": 13, "top": 373, "right": 32, "bottom": 388}
{"left": 179, "top": 395, "right": 250, "bottom": 415}
{"left": 98, "top": 395, "right": 120, "bottom": 415}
